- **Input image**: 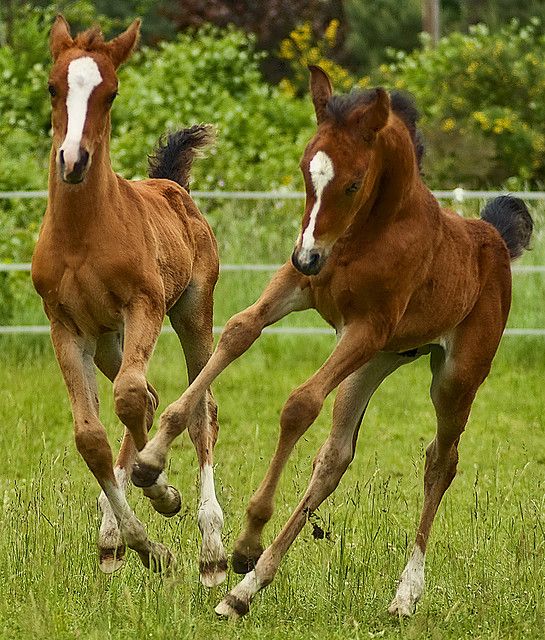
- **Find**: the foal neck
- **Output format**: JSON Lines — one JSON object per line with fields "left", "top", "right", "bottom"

{"left": 47, "top": 132, "right": 120, "bottom": 238}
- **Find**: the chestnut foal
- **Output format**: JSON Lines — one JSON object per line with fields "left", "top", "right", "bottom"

{"left": 31, "top": 16, "right": 226, "bottom": 586}
{"left": 134, "top": 66, "right": 533, "bottom": 616}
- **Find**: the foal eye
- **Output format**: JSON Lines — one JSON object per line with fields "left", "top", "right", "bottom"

{"left": 48, "top": 84, "right": 57, "bottom": 98}
{"left": 345, "top": 182, "right": 360, "bottom": 194}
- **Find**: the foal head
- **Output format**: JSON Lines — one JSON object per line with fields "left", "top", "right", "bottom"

{"left": 48, "top": 15, "right": 140, "bottom": 184}
{"left": 292, "top": 66, "right": 422, "bottom": 276}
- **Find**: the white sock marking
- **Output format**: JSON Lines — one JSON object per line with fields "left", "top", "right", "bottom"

{"left": 390, "top": 546, "right": 426, "bottom": 615}
{"left": 198, "top": 464, "right": 224, "bottom": 542}
{"left": 60, "top": 57, "right": 102, "bottom": 168}
{"left": 301, "top": 150, "right": 335, "bottom": 254}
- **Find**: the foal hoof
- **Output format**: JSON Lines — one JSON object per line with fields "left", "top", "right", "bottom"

{"left": 99, "top": 545, "right": 126, "bottom": 574}
{"left": 200, "top": 557, "right": 228, "bottom": 588}
{"left": 138, "top": 542, "right": 175, "bottom": 573}
{"left": 388, "top": 596, "right": 417, "bottom": 617}
{"left": 131, "top": 459, "right": 162, "bottom": 488}
{"left": 215, "top": 594, "right": 249, "bottom": 619}
{"left": 231, "top": 546, "right": 263, "bottom": 575}
{"left": 151, "top": 485, "right": 182, "bottom": 517}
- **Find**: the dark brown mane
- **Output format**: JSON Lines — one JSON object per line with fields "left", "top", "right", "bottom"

{"left": 73, "top": 26, "right": 108, "bottom": 53}
{"left": 326, "top": 89, "right": 425, "bottom": 170}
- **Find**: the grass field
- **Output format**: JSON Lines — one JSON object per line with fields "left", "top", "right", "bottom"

{"left": 0, "top": 199, "right": 544, "bottom": 639}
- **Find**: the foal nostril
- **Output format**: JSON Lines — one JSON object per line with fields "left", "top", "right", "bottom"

{"left": 59, "top": 149, "right": 65, "bottom": 169}
{"left": 78, "top": 148, "right": 90, "bottom": 169}
{"left": 308, "top": 251, "right": 320, "bottom": 270}
{"left": 291, "top": 250, "right": 301, "bottom": 271}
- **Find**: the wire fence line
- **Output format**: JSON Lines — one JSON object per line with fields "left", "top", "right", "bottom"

{"left": 1, "top": 262, "right": 543, "bottom": 273}
{"left": 4, "top": 187, "right": 545, "bottom": 201}
{"left": 1, "top": 325, "right": 543, "bottom": 337}
{"left": 1, "top": 188, "right": 543, "bottom": 337}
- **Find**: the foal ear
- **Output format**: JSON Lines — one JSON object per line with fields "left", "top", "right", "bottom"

{"left": 107, "top": 19, "right": 141, "bottom": 68}
{"left": 50, "top": 14, "right": 74, "bottom": 60}
{"left": 351, "top": 88, "right": 390, "bottom": 143}
{"left": 308, "top": 65, "right": 333, "bottom": 125}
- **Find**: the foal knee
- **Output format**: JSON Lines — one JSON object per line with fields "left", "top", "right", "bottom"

{"left": 114, "top": 371, "right": 148, "bottom": 427}
{"left": 74, "top": 419, "right": 113, "bottom": 478}
{"left": 218, "top": 311, "right": 261, "bottom": 358}
{"left": 280, "top": 386, "right": 323, "bottom": 434}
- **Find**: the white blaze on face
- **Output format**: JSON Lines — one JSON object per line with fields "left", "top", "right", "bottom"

{"left": 301, "top": 150, "right": 335, "bottom": 254}
{"left": 60, "top": 56, "right": 102, "bottom": 170}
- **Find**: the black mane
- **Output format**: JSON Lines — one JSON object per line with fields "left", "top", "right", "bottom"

{"left": 326, "top": 89, "right": 425, "bottom": 171}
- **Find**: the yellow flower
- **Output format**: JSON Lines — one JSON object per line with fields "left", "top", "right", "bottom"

{"left": 324, "top": 19, "right": 339, "bottom": 47}
{"left": 532, "top": 135, "right": 545, "bottom": 152}
{"left": 493, "top": 117, "right": 513, "bottom": 134}
{"left": 279, "top": 39, "right": 295, "bottom": 60}
{"left": 357, "top": 76, "right": 371, "bottom": 88}
{"left": 467, "top": 61, "right": 479, "bottom": 74}
{"left": 442, "top": 117, "right": 456, "bottom": 132}
{"left": 472, "top": 111, "right": 490, "bottom": 130}
{"left": 278, "top": 78, "right": 296, "bottom": 98}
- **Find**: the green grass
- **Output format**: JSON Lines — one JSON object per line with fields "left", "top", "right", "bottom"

{"left": 0, "top": 198, "right": 543, "bottom": 638}
{"left": 0, "top": 334, "right": 544, "bottom": 639}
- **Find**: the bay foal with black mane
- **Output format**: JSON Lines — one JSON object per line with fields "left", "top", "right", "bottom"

{"left": 31, "top": 16, "right": 227, "bottom": 586}
{"left": 134, "top": 66, "right": 533, "bottom": 615}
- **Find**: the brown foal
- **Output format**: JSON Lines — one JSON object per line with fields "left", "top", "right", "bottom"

{"left": 139, "top": 67, "right": 533, "bottom": 615}
{"left": 31, "top": 16, "right": 227, "bottom": 586}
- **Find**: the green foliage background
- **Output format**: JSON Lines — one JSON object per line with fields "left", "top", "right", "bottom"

{"left": 2, "top": 3, "right": 545, "bottom": 322}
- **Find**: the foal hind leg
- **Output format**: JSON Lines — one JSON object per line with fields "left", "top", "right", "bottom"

{"left": 51, "top": 323, "right": 173, "bottom": 573}
{"left": 389, "top": 326, "right": 500, "bottom": 616}
{"left": 217, "top": 351, "right": 414, "bottom": 617}
{"left": 166, "top": 281, "right": 227, "bottom": 586}
{"left": 94, "top": 332, "right": 160, "bottom": 572}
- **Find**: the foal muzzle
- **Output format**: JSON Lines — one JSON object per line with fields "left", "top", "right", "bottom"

{"left": 58, "top": 146, "right": 90, "bottom": 184}
{"left": 291, "top": 247, "right": 326, "bottom": 276}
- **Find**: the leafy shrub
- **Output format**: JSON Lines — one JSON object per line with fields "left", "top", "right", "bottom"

{"left": 112, "top": 25, "right": 314, "bottom": 189}
{"left": 376, "top": 20, "right": 545, "bottom": 187}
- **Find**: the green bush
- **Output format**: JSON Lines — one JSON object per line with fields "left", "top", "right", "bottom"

{"left": 112, "top": 26, "right": 313, "bottom": 189}
{"left": 376, "top": 20, "right": 545, "bottom": 187}
{"left": 0, "top": 8, "right": 315, "bottom": 321}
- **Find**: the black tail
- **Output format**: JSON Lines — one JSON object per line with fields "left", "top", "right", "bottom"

{"left": 148, "top": 124, "right": 215, "bottom": 192}
{"left": 480, "top": 195, "right": 533, "bottom": 260}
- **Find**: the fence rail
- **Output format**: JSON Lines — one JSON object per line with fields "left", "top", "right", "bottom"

{"left": 1, "top": 262, "right": 543, "bottom": 273}
{"left": 1, "top": 325, "right": 543, "bottom": 337}
{"left": 1, "top": 188, "right": 543, "bottom": 337}
{"left": 4, "top": 188, "right": 545, "bottom": 201}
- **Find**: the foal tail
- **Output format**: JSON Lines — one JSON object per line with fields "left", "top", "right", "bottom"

{"left": 480, "top": 195, "right": 533, "bottom": 260}
{"left": 148, "top": 124, "right": 215, "bottom": 192}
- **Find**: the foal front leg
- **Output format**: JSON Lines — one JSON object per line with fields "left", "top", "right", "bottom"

{"left": 115, "top": 297, "right": 182, "bottom": 518}
{"left": 217, "top": 350, "right": 404, "bottom": 617}
{"left": 50, "top": 323, "right": 172, "bottom": 572}
{"left": 94, "top": 332, "right": 160, "bottom": 572}
{"left": 133, "top": 264, "right": 310, "bottom": 488}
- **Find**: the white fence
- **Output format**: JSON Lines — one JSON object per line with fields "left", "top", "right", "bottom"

{"left": 1, "top": 189, "right": 544, "bottom": 337}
